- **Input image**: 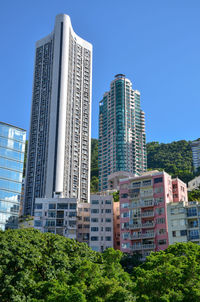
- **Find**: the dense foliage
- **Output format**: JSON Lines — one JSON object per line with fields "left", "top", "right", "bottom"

{"left": 1, "top": 230, "right": 200, "bottom": 301}
{"left": 0, "top": 229, "right": 134, "bottom": 301}
{"left": 188, "top": 187, "right": 200, "bottom": 201}
{"left": 147, "top": 140, "right": 195, "bottom": 183}
{"left": 90, "top": 138, "right": 197, "bottom": 187}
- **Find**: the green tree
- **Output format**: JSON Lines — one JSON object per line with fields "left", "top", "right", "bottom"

{"left": 0, "top": 229, "right": 134, "bottom": 301}
{"left": 188, "top": 187, "right": 200, "bottom": 201}
{"left": 134, "top": 242, "right": 200, "bottom": 302}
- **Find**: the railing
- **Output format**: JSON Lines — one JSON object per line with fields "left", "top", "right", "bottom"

{"left": 142, "top": 243, "right": 155, "bottom": 250}
{"left": 142, "top": 232, "right": 155, "bottom": 238}
{"left": 132, "top": 243, "right": 155, "bottom": 251}
{"left": 141, "top": 211, "right": 154, "bottom": 218}
{"left": 130, "top": 232, "right": 155, "bottom": 240}
{"left": 140, "top": 200, "right": 154, "bottom": 207}
{"left": 142, "top": 222, "right": 155, "bottom": 228}
{"left": 129, "top": 223, "right": 141, "bottom": 229}
{"left": 131, "top": 200, "right": 154, "bottom": 208}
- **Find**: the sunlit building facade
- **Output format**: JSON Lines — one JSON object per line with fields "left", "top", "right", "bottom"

{"left": 0, "top": 122, "right": 26, "bottom": 230}
{"left": 24, "top": 14, "right": 92, "bottom": 215}
{"left": 98, "top": 74, "right": 146, "bottom": 192}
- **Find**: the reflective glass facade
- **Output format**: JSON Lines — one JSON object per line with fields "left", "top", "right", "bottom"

{"left": 0, "top": 122, "right": 26, "bottom": 230}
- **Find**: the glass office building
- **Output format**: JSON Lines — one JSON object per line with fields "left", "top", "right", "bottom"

{"left": 0, "top": 122, "right": 26, "bottom": 230}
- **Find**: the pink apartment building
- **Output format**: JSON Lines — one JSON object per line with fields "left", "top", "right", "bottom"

{"left": 120, "top": 170, "right": 187, "bottom": 259}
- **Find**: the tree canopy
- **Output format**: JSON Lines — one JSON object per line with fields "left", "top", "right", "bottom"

{"left": 0, "top": 229, "right": 134, "bottom": 301}
{"left": 1, "top": 230, "right": 200, "bottom": 301}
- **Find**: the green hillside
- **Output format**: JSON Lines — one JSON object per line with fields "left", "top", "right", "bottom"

{"left": 90, "top": 139, "right": 198, "bottom": 189}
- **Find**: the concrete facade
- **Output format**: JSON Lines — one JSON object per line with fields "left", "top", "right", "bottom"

{"left": 24, "top": 14, "right": 92, "bottom": 215}
{"left": 89, "top": 194, "right": 113, "bottom": 252}
{"left": 33, "top": 197, "right": 77, "bottom": 239}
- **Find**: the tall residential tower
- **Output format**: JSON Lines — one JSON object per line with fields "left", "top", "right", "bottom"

{"left": 98, "top": 74, "right": 146, "bottom": 192}
{"left": 24, "top": 14, "right": 92, "bottom": 215}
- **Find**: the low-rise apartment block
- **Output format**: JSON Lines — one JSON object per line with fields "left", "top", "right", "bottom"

{"left": 34, "top": 197, "right": 77, "bottom": 239}
{"left": 167, "top": 201, "right": 200, "bottom": 245}
{"left": 119, "top": 171, "right": 188, "bottom": 259}
{"left": 89, "top": 194, "right": 113, "bottom": 252}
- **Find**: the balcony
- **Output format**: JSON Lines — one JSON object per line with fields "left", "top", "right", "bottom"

{"left": 129, "top": 223, "right": 141, "bottom": 229}
{"left": 140, "top": 200, "right": 154, "bottom": 208}
{"left": 130, "top": 232, "right": 155, "bottom": 240}
{"left": 132, "top": 243, "right": 155, "bottom": 251}
{"left": 132, "top": 244, "right": 142, "bottom": 251}
{"left": 141, "top": 211, "right": 154, "bottom": 218}
{"left": 142, "top": 243, "right": 155, "bottom": 250}
{"left": 142, "top": 221, "right": 155, "bottom": 228}
{"left": 142, "top": 232, "right": 155, "bottom": 238}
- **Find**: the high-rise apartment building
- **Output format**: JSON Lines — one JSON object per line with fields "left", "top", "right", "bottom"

{"left": 0, "top": 122, "right": 26, "bottom": 230}
{"left": 191, "top": 140, "right": 200, "bottom": 172}
{"left": 98, "top": 74, "right": 146, "bottom": 192}
{"left": 24, "top": 14, "right": 92, "bottom": 215}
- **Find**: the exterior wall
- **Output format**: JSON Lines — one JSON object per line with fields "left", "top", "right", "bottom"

{"left": 0, "top": 122, "right": 26, "bottom": 230}
{"left": 119, "top": 171, "right": 187, "bottom": 259}
{"left": 108, "top": 171, "right": 135, "bottom": 191}
{"left": 191, "top": 140, "right": 200, "bottom": 172}
{"left": 113, "top": 201, "right": 120, "bottom": 249}
{"left": 24, "top": 14, "right": 92, "bottom": 215}
{"left": 98, "top": 74, "right": 146, "bottom": 192}
{"left": 167, "top": 202, "right": 188, "bottom": 245}
{"left": 77, "top": 203, "right": 90, "bottom": 245}
{"left": 89, "top": 195, "right": 113, "bottom": 252}
{"left": 188, "top": 175, "right": 200, "bottom": 191}
{"left": 172, "top": 178, "right": 188, "bottom": 203}
{"left": 34, "top": 197, "right": 77, "bottom": 239}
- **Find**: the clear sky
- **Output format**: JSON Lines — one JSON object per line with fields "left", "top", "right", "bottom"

{"left": 1, "top": 0, "right": 200, "bottom": 143}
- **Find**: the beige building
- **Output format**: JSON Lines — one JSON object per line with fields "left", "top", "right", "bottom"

{"left": 188, "top": 175, "right": 200, "bottom": 191}
{"left": 77, "top": 203, "right": 90, "bottom": 245}
{"left": 89, "top": 194, "right": 113, "bottom": 252}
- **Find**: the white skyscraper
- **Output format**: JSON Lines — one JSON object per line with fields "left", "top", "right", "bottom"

{"left": 24, "top": 14, "right": 92, "bottom": 215}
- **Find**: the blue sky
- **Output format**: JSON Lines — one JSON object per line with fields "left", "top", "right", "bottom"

{"left": 1, "top": 0, "right": 200, "bottom": 143}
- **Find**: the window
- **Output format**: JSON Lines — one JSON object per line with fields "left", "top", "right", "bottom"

{"left": 35, "top": 203, "right": 42, "bottom": 210}
{"left": 91, "top": 218, "right": 98, "bottom": 222}
{"left": 121, "top": 193, "right": 128, "bottom": 198}
{"left": 105, "top": 209, "right": 111, "bottom": 213}
{"left": 180, "top": 230, "right": 187, "bottom": 236}
{"left": 57, "top": 203, "right": 68, "bottom": 209}
{"left": 105, "top": 236, "right": 112, "bottom": 241}
{"left": 154, "top": 187, "right": 163, "bottom": 194}
{"left": 91, "top": 236, "right": 99, "bottom": 241}
{"left": 84, "top": 208, "right": 89, "bottom": 212}
{"left": 49, "top": 204, "right": 56, "bottom": 210}
{"left": 158, "top": 239, "right": 166, "bottom": 245}
{"left": 48, "top": 211, "right": 56, "bottom": 218}
{"left": 121, "top": 203, "right": 129, "bottom": 208}
{"left": 172, "top": 231, "right": 176, "bottom": 237}
{"left": 156, "top": 217, "right": 165, "bottom": 224}
{"left": 121, "top": 212, "right": 129, "bottom": 218}
{"left": 158, "top": 229, "right": 166, "bottom": 235}
{"left": 105, "top": 200, "right": 111, "bottom": 204}
{"left": 154, "top": 177, "right": 163, "bottom": 184}
{"left": 91, "top": 227, "right": 98, "bottom": 232}
{"left": 91, "top": 209, "right": 99, "bottom": 214}
{"left": 105, "top": 227, "right": 111, "bottom": 232}
{"left": 105, "top": 218, "right": 111, "bottom": 222}
{"left": 35, "top": 211, "right": 42, "bottom": 217}
{"left": 91, "top": 200, "right": 99, "bottom": 205}
{"left": 70, "top": 204, "right": 77, "bottom": 210}
{"left": 34, "top": 220, "right": 42, "bottom": 227}
{"left": 84, "top": 217, "right": 90, "bottom": 222}
{"left": 156, "top": 207, "right": 164, "bottom": 215}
